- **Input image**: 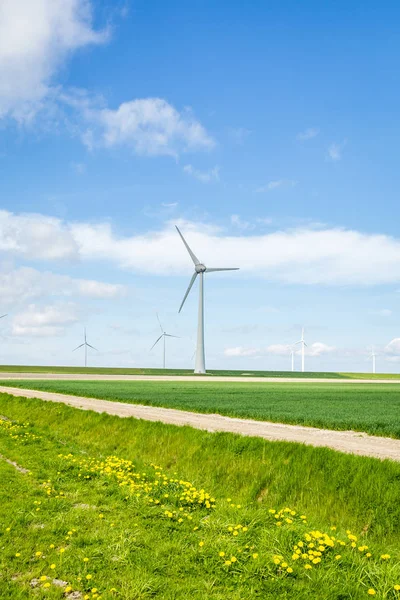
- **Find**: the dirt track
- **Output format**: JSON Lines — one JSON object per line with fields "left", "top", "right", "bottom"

{"left": 1, "top": 385, "right": 400, "bottom": 462}
{"left": 0, "top": 373, "right": 399, "bottom": 383}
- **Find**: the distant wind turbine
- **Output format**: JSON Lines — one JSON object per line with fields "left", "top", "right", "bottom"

{"left": 288, "top": 345, "right": 295, "bottom": 372}
{"left": 73, "top": 328, "right": 97, "bottom": 367}
{"left": 176, "top": 225, "right": 239, "bottom": 374}
{"left": 150, "top": 313, "right": 179, "bottom": 369}
{"left": 368, "top": 347, "right": 377, "bottom": 374}
{"left": 295, "top": 327, "right": 307, "bottom": 373}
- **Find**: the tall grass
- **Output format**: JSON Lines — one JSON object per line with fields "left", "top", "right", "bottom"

{"left": 1, "top": 393, "right": 399, "bottom": 598}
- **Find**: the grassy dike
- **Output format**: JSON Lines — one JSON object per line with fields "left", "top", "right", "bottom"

{"left": 0, "top": 392, "right": 399, "bottom": 599}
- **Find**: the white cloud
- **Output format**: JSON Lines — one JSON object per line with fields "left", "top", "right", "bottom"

{"left": 224, "top": 346, "right": 259, "bottom": 357}
{"left": 297, "top": 128, "right": 319, "bottom": 141}
{"left": 12, "top": 303, "right": 79, "bottom": 337}
{"left": 225, "top": 342, "right": 335, "bottom": 359}
{"left": 0, "top": 266, "right": 125, "bottom": 307}
{"left": 266, "top": 344, "right": 291, "bottom": 356}
{"left": 384, "top": 338, "right": 400, "bottom": 357}
{"left": 0, "top": 0, "right": 107, "bottom": 122}
{"left": 255, "top": 180, "right": 296, "bottom": 193}
{"left": 6, "top": 211, "right": 400, "bottom": 286}
{"left": 303, "top": 342, "right": 336, "bottom": 357}
{"left": 84, "top": 99, "right": 215, "bottom": 157}
{"left": 227, "top": 126, "right": 251, "bottom": 144}
{"left": 71, "top": 162, "right": 86, "bottom": 174}
{"left": 230, "top": 215, "right": 253, "bottom": 230}
{"left": 327, "top": 141, "right": 346, "bottom": 162}
{"left": 183, "top": 164, "right": 220, "bottom": 183}
{"left": 371, "top": 308, "right": 392, "bottom": 317}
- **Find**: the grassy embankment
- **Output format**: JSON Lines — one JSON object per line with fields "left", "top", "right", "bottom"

{"left": 0, "top": 392, "right": 400, "bottom": 599}
{"left": 3, "top": 380, "right": 400, "bottom": 439}
{"left": 0, "top": 365, "right": 399, "bottom": 379}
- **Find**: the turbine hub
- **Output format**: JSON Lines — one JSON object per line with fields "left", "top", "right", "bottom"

{"left": 195, "top": 263, "right": 206, "bottom": 273}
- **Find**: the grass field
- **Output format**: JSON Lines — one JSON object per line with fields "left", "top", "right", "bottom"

{"left": 4, "top": 380, "right": 400, "bottom": 439}
{"left": 0, "top": 364, "right": 400, "bottom": 379}
{"left": 0, "top": 392, "right": 400, "bottom": 599}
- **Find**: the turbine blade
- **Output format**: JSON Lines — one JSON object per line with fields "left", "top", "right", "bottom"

{"left": 165, "top": 334, "right": 180, "bottom": 338}
{"left": 178, "top": 272, "right": 198, "bottom": 313}
{"left": 73, "top": 343, "right": 85, "bottom": 351}
{"left": 156, "top": 312, "right": 164, "bottom": 333}
{"left": 150, "top": 335, "right": 164, "bottom": 350}
{"left": 86, "top": 343, "right": 98, "bottom": 351}
{"left": 206, "top": 268, "right": 240, "bottom": 272}
{"left": 0, "top": 314, "right": 7, "bottom": 319}
{"left": 175, "top": 226, "right": 200, "bottom": 265}
{"left": 295, "top": 340, "right": 302, "bottom": 345}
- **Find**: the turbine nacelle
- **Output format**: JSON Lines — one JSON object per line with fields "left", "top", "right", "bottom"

{"left": 195, "top": 263, "right": 207, "bottom": 273}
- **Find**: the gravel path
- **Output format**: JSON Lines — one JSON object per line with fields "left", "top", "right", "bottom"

{"left": 0, "top": 373, "right": 399, "bottom": 383}
{"left": 1, "top": 385, "right": 400, "bottom": 462}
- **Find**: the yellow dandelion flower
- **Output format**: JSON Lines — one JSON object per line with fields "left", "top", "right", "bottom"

{"left": 219, "top": 552, "right": 225, "bottom": 557}
{"left": 335, "top": 555, "right": 341, "bottom": 560}
{"left": 394, "top": 585, "right": 400, "bottom": 591}
{"left": 287, "top": 567, "right": 293, "bottom": 573}
{"left": 50, "top": 564, "right": 56, "bottom": 569}
{"left": 224, "top": 560, "right": 231, "bottom": 566}
{"left": 252, "top": 553, "right": 258, "bottom": 559}
{"left": 367, "top": 590, "right": 376, "bottom": 596}
{"left": 15, "top": 553, "right": 21, "bottom": 557}
{"left": 83, "top": 557, "right": 89, "bottom": 562}
{"left": 40, "top": 576, "right": 47, "bottom": 582}
{"left": 86, "top": 574, "right": 92, "bottom": 580}
{"left": 43, "top": 582, "right": 51, "bottom": 588}
{"left": 231, "top": 556, "right": 237, "bottom": 562}
{"left": 199, "top": 541, "right": 204, "bottom": 547}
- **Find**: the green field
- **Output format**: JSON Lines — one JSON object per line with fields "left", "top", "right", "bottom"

{"left": 0, "top": 392, "right": 399, "bottom": 599}
{"left": 4, "top": 380, "right": 400, "bottom": 439}
{"left": 0, "top": 364, "right": 400, "bottom": 379}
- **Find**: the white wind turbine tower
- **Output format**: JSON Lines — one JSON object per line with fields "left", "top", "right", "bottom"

{"left": 176, "top": 226, "right": 239, "bottom": 374}
{"left": 368, "top": 347, "right": 377, "bottom": 374}
{"left": 295, "top": 327, "right": 307, "bottom": 373}
{"left": 150, "top": 313, "right": 179, "bottom": 369}
{"left": 73, "top": 328, "right": 97, "bottom": 367}
{"left": 288, "top": 345, "right": 295, "bottom": 372}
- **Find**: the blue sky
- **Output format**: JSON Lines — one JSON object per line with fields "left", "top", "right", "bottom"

{"left": 1, "top": 0, "right": 400, "bottom": 372}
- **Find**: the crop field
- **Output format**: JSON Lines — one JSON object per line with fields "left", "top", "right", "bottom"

{"left": 0, "top": 392, "right": 400, "bottom": 599}
{"left": 3, "top": 380, "right": 400, "bottom": 439}
{"left": 0, "top": 365, "right": 400, "bottom": 379}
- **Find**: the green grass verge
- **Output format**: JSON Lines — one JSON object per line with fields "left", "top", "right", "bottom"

{"left": 0, "top": 364, "right": 399, "bottom": 379}
{"left": 4, "top": 380, "right": 400, "bottom": 439}
{"left": 0, "top": 392, "right": 399, "bottom": 599}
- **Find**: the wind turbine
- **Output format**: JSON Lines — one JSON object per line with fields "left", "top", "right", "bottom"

{"left": 176, "top": 226, "right": 239, "bottom": 374}
{"left": 73, "top": 328, "right": 97, "bottom": 367}
{"left": 150, "top": 313, "right": 179, "bottom": 369}
{"left": 295, "top": 327, "right": 307, "bottom": 373}
{"left": 288, "top": 345, "right": 295, "bottom": 372}
{"left": 368, "top": 347, "right": 377, "bottom": 374}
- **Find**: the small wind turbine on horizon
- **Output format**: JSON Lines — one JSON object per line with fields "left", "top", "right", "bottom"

{"left": 176, "top": 225, "right": 239, "bottom": 374}
{"left": 295, "top": 327, "right": 307, "bottom": 372}
{"left": 368, "top": 347, "right": 377, "bottom": 374}
{"left": 73, "top": 328, "right": 97, "bottom": 367}
{"left": 150, "top": 313, "right": 179, "bottom": 369}
{"left": 288, "top": 345, "right": 295, "bottom": 372}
